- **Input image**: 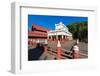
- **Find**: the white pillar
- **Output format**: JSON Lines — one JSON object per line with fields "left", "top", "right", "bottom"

{"left": 51, "top": 36, "right": 52, "bottom": 40}
{"left": 56, "top": 35, "right": 58, "bottom": 40}
{"left": 65, "top": 36, "right": 67, "bottom": 40}
{"left": 62, "top": 35, "right": 64, "bottom": 39}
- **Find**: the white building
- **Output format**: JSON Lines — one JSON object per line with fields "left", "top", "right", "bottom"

{"left": 48, "top": 22, "right": 72, "bottom": 41}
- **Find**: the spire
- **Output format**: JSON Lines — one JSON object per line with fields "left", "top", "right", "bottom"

{"left": 59, "top": 22, "right": 63, "bottom": 25}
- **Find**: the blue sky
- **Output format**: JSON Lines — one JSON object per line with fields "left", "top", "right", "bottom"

{"left": 28, "top": 15, "right": 88, "bottom": 30}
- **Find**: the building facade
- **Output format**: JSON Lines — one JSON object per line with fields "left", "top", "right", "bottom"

{"left": 28, "top": 24, "right": 49, "bottom": 45}
{"left": 28, "top": 22, "right": 73, "bottom": 46}
{"left": 48, "top": 22, "right": 72, "bottom": 41}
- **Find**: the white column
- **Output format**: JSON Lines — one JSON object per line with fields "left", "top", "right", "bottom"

{"left": 65, "top": 36, "right": 67, "bottom": 40}
{"left": 62, "top": 35, "right": 64, "bottom": 40}
{"left": 56, "top": 35, "right": 58, "bottom": 40}
{"left": 51, "top": 36, "right": 52, "bottom": 40}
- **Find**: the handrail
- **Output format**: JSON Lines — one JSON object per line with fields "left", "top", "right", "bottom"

{"left": 48, "top": 47, "right": 72, "bottom": 58}
{"left": 48, "top": 46, "right": 88, "bottom": 58}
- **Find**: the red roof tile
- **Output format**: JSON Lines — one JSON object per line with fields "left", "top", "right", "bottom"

{"left": 28, "top": 31, "right": 47, "bottom": 37}
{"left": 32, "top": 24, "right": 50, "bottom": 32}
{"left": 28, "top": 24, "right": 50, "bottom": 38}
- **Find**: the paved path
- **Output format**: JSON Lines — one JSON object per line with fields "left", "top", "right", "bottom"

{"left": 48, "top": 40, "right": 88, "bottom": 58}
{"left": 28, "top": 40, "right": 88, "bottom": 60}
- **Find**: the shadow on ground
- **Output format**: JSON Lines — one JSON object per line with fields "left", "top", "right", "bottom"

{"left": 28, "top": 43, "right": 44, "bottom": 61}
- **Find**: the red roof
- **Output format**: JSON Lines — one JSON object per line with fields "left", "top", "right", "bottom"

{"left": 28, "top": 24, "right": 50, "bottom": 38}
{"left": 32, "top": 24, "right": 50, "bottom": 32}
{"left": 28, "top": 31, "right": 47, "bottom": 37}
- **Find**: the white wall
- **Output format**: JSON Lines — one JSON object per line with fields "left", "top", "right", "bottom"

{"left": 0, "top": 0, "right": 100, "bottom": 76}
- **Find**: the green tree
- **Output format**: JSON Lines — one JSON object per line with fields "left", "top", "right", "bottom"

{"left": 67, "top": 22, "right": 88, "bottom": 42}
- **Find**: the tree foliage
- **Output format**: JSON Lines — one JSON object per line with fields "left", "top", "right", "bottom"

{"left": 67, "top": 22, "right": 88, "bottom": 42}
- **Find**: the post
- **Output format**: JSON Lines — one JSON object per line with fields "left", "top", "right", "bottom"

{"left": 56, "top": 40, "right": 61, "bottom": 59}
{"left": 30, "top": 39, "right": 33, "bottom": 46}
{"left": 49, "top": 36, "right": 51, "bottom": 41}
{"left": 72, "top": 40, "right": 80, "bottom": 59}
{"left": 36, "top": 39, "right": 39, "bottom": 44}
{"left": 47, "top": 36, "right": 49, "bottom": 40}
{"left": 76, "top": 39, "right": 79, "bottom": 44}
{"left": 44, "top": 40, "right": 48, "bottom": 55}
{"left": 51, "top": 36, "right": 52, "bottom": 41}
{"left": 65, "top": 36, "right": 67, "bottom": 40}
{"left": 56, "top": 35, "right": 58, "bottom": 41}
{"left": 62, "top": 35, "right": 64, "bottom": 41}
